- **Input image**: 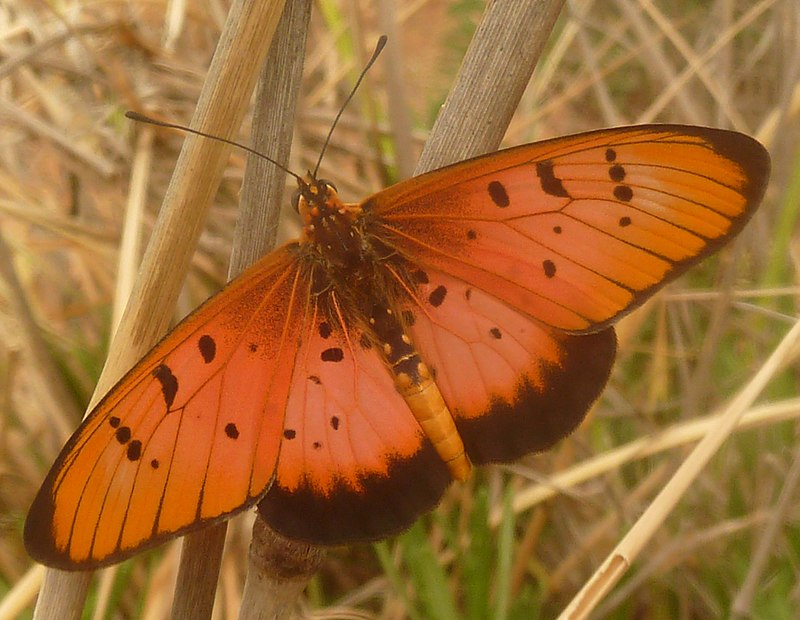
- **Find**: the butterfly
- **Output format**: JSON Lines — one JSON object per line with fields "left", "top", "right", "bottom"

{"left": 24, "top": 124, "right": 769, "bottom": 570}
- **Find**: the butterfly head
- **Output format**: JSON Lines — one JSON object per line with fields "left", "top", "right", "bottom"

{"left": 293, "top": 173, "right": 335, "bottom": 212}
{"left": 294, "top": 173, "right": 364, "bottom": 257}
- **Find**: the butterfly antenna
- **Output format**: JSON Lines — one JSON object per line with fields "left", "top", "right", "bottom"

{"left": 124, "top": 111, "right": 305, "bottom": 185}
{"left": 312, "top": 35, "right": 387, "bottom": 178}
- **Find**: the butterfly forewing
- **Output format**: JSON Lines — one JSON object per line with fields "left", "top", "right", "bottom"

{"left": 25, "top": 247, "right": 307, "bottom": 569}
{"left": 370, "top": 126, "right": 769, "bottom": 331}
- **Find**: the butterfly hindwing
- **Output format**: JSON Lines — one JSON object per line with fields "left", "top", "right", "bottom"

{"left": 258, "top": 280, "right": 451, "bottom": 543}
{"left": 24, "top": 247, "right": 308, "bottom": 569}
{"left": 394, "top": 266, "right": 616, "bottom": 463}
{"left": 370, "top": 125, "right": 769, "bottom": 331}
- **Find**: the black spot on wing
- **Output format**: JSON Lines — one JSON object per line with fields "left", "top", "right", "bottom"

{"left": 152, "top": 364, "right": 178, "bottom": 410}
{"left": 115, "top": 426, "right": 131, "bottom": 444}
{"left": 543, "top": 260, "right": 556, "bottom": 278}
{"left": 321, "top": 347, "right": 344, "bottom": 362}
{"left": 411, "top": 269, "right": 429, "bottom": 284}
{"left": 150, "top": 459, "right": 160, "bottom": 469}
{"left": 553, "top": 225, "right": 562, "bottom": 234}
{"left": 318, "top": 322, "right": 332, "bottom": 339}
{"left": 619, "top": 216, "right": 632, "bottom": 227}
{"left": 428, "top": 285, "right": 447, "bottom": 308}
{"left": 109, "top": 416, "right": 121, "bottom": 428}
{"left": 487, "top": 180, "right": 510, "bottom": 207}
{"left": 608, "top": 164, "right": 626, "bottom": 182}
{"left": 605, "top": 148, "right": 617, "bottom": 162}
{"left": 225, "top": 423, "right": 239, "bottom": 439}
{"left": 614, "top": 185, "right": 633, "bottom": 202}
{"left": 126, "top": 440, "right": 142, "bottom": 462}
{"left": 198, "top": 334, "right": 216, "bottom": 363}
{"left": 489, "top": 327, "right": 502, "bottom": 339}
{"left": 330, "top": 416, "right": 340, "bottom": 430}
{"left": 283, "top": 429, "right": 296, "bottom": 440}
{"left": 308, "top": 374, "right": 321, "bottom": 384}
{"left": 466, "top": 229, "right": 477, "bottom": 240}
{"left": 536, "top": 161, "right": 570, "bottom": 198}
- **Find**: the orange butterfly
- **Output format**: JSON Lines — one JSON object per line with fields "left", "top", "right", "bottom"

{"left": 25, "top": 125, "right": 769, "bottom": 569}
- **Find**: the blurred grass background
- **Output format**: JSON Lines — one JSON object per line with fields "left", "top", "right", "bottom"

{"left": 1, "top": 0, "right": 798, "bottom": 618}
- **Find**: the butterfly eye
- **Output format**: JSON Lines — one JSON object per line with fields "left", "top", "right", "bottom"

{"left": 319, "top": 179, "right": 337, "bottom": 194}
{"left": 291, "top": 188, "right": 302, "bottom": 212}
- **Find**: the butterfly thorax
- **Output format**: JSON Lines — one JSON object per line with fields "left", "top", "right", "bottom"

{"left": 297, "top": 175, "right": 369, "bottom": 273}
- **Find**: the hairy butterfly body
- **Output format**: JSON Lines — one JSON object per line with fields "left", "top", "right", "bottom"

{"left": 25, "top": 125, "right": 769, "bottom": 569}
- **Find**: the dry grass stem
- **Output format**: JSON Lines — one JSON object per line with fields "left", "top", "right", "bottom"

{"left": 499, "top": 398, "right": 800, "bottom": 523}
{"left": 560, "top": 319, "right": 800, "bottom": 619}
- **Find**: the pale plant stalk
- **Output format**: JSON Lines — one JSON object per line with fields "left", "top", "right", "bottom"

{"left": 32, "top": 1, "right": 288, "bottom": 619}
{"left": 559, "top": 319, "right": 800, "bottom": 619}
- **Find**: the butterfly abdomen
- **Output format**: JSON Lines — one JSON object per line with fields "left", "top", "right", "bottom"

{"left": 297, "top": 178, "right": 472, "bottom": 481}
{"left": 367, "top": 300, "right": 471, "bottom": 481}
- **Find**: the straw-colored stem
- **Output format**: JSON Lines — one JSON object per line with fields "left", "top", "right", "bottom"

{"left": 235, "top": 1, "right": 317, "bottom": 616}
{"left": 31, "top": 1, "right": 287, "bottom": 619}
{"left": 171, "top": 525, "right": 228, "bottom": 619}
{"left": 559, "top": 319, "right": 800, "bottom": 619}
{"left": 417, "top": 1, "right": 567, "bottom": 173}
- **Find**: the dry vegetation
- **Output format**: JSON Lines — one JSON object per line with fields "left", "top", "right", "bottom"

{"left": 1, "top": 1, "right": 799, "bottom": 618}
